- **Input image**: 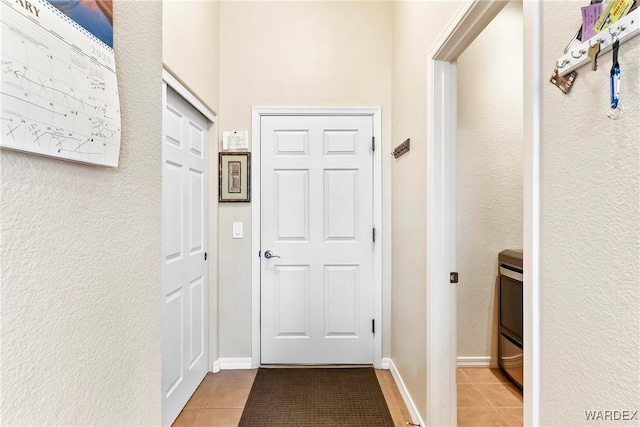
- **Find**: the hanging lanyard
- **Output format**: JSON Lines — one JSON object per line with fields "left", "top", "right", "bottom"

{"left": 610, "top": 40, "right": 620, "bottom": 108}
{"left": 608, "top": 40, "right": 623, "bottom": 119}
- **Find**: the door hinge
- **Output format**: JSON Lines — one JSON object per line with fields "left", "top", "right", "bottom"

{"left": 372, "top": 136, "right": 375, "bottom": 151}
{"left": 204, "top": 252, "right": 207, "bottom": 261}
{"left": 372, "top": 319, "right": 375, "bottom": 334}
{"left": 450, "top": 272, "right": 459, "bottom": 283}
{"left": 372, "top": 227, "right": 376, "bottom": 243}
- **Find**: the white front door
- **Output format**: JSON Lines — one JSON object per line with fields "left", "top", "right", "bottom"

{"left": 260, "top": 115, "right": 374, "bottom": 364}
{"left": 162, "top": 87, "right": 208, "bottom": 425}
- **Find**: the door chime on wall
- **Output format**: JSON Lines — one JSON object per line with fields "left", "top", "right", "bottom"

{"left": 551, "top": 4, "right": 638, "bottom": 120}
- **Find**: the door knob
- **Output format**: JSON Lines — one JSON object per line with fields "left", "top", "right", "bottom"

{"left": 264, "top": 250, "right": 280, "bottom": 259}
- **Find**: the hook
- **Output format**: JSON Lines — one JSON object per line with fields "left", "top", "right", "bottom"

{"left": 556, "top": 59, "right": 569, "bottom": 69}
{"left": 589, "top": 37, "right": 604, "bottom": 48}
{"left": 609, "top": 25, "right": 625, "bottom": 41}
{"left": 571, "top": 49, "right": 586, "bottom": 58}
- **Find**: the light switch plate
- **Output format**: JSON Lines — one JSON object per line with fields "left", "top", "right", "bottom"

{"left": 233, "top": 222, "right": 243, "bottom": 239}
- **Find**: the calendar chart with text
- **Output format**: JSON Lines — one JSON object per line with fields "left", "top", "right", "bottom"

{"left": 1, "top": 0, "right": 121, "bottom": 167}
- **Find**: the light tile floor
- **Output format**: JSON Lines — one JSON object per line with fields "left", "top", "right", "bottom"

{"left": 457, "top": 368, "right": 523, "bottom": 427}
{"left": 172, "top": 368, "right": 413, "bottom": 427}
{"left": 173, "top": 367, "right": 522, "bottom": 427}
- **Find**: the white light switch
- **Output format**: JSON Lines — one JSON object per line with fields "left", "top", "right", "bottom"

{"left": 233, "top": 222, "right": 243, "bottom": 239}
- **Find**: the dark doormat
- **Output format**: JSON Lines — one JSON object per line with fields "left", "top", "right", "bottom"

{"left": 238, "top": 367, "right": 395, "bottom": 426}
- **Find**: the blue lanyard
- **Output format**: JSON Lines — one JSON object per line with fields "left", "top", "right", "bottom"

{"left": 610, "top": 40, "right": 620, "bottom": 109}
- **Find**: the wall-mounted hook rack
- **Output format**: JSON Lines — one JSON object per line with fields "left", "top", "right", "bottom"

{"left": 392, "top": 138, "right": 410, "bottom": 158}
{"left": 556, "top": 8, "right": 639, "bottom": 76}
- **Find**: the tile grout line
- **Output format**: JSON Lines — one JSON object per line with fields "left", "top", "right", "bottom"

{"left": 205, "top": 380, "right": 221, "bottom": 409}
{"left": 469, "top": 383, "right": 495, "bottom": 408}
{"left": 190, "top": 408, "right": 203, "bottom": 427}
{"left": 457, "top": 368, "right": 523, "bottom": 426}
{"left": 476, "top": 382, "right": 499, "bottom": 410}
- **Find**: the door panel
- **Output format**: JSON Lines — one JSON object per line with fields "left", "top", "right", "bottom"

{"left": 189, "top": 276, "right": 205, "bottom": 368}
{"left": 324, "top": 130, "right": 358, "bottom": 154}
{"left": 275, "top": 130, "right": 309, "bottom": 155}
{"left": 162, "top": 87, "right": 208, "bottom": 425}
{"left": 325, "top": 265, "right": 359, "bottom": 337}
{"left": 164, "top": 162, "right": 183, "bottom": 262}
{"left": 275, "top": 265, "right": 310, "bottom": 337}
{"left": 324, "top": 169, "right": 358, "bottom": 240}
{"left": 189, "top": 169, "right": 204, "bottom": 253}
{"left": 261, "top": 115, "right": 373, "bottom": 364}
{"left": 275, "top": 170, "right": 309, "bottom": 241}
{"left": 165, "top": 289, "right": 183, "bottom": 393}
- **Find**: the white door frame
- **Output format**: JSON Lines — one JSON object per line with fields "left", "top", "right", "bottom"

{"left": 251, "top": 107, "right": 385, "bottom": 369}
{"left": 161, "top": 68, "right": 216, "bottom": 425}
{"left": 425, "top": 1, "right": 541, "bottom": 426}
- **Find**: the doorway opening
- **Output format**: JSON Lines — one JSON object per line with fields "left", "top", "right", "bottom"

{"left": 425, "top": 1, "right": 542, "bottom": 425}
{"left": 454, "top": 2, "right": 524, "bottom": 425}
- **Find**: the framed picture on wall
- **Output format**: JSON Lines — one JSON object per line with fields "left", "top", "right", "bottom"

{"left": 219, "top": 152, "right": 251, "bottom": 202}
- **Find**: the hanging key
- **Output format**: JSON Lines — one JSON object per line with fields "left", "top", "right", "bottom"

{"left": 588, "top": 42, "right": 600, "bottom": 71}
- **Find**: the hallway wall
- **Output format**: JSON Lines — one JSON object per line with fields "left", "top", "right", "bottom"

{"left": 0, "top": 1, "right": 163, "bottom": 424}
{"left": 163, "top": 0, "right": 220, "bottom": 114}
{"left": 163, "top": 0, "right": 221, "bottom": 364}
{"left": 391, "top": 0, "right": 462, "bottom": 420}
{"left": 456, "top": 1, "right": 523, "bottom": 364}
{"left": 217, "top": 1, "right": 393, "bottom": 359}
{"left": 540, "top": 2, "right": 640, "bottom": 424}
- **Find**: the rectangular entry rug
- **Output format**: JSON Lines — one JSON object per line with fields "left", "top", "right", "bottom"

{"left": 238, "top": 367, "right": 395, "bottom": 426}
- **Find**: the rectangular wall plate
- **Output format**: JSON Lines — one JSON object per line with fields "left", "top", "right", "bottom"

{"left": 233, "top": 222, "right": 243, "bottom": 239}
{"left": 222, "top": 130, "right": 249, "bottom": 151}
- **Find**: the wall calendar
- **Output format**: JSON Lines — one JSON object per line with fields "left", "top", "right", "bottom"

{"left": 1, "top": 0, "right": 121, "bottom": 167}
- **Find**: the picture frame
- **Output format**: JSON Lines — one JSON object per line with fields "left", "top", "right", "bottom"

{"left": 219, "top": 152, "right": 251, "bottom": 202}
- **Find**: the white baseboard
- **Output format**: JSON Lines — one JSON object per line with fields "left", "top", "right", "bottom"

{"left": 381, "top": 357, "right": 391, "bottom": 369}
{"left": 387, "top": 359, "right": 425, "bottom": 427}
{"left": 212, "top": 359, "right": 221, "bottom": 373}
{"left": 457, "top": 356, "right": 493, "bottom": 367}
{"left": 218, "top": 357, "right": 253, "bottom": 370}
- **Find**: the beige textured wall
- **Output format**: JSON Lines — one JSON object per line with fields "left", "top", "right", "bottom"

{"left": 0, "top": 1, "right": 163, "bottom": 424}
{"left": 218, "top": 1, "right": 393, "bottom": 358}
{"left": 456, "top": 1, "right": 523, "bottom": 362}
{"left": 540, "top": 2, "right": 640, "bottom": 424}
{"left": 163, "top": 0, "right": 221, "bottom": 363}
{"left": 163, "top": 0, "right": 220, "bottom": 113}
{"left": 391, "top": 0, "right": 462, "bottom": 419}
